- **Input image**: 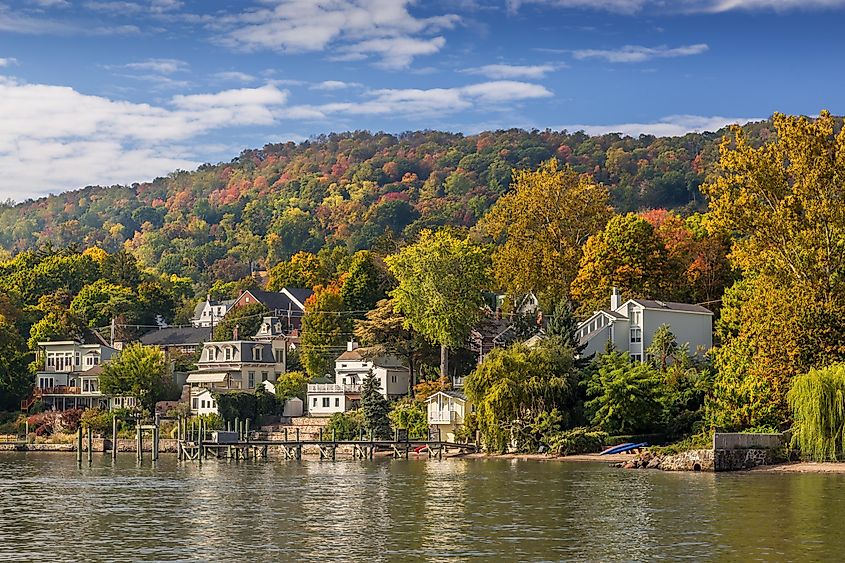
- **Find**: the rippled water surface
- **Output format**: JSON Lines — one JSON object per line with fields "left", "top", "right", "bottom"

{"left": 3, "top": 453, "right": 845, "bottom": 561}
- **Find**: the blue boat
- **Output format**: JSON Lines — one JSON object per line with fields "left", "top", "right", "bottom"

{"left": 600, "top": 442, "right": 648, "bottom": 455}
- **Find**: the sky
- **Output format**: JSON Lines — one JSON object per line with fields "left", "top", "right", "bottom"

{"left": 1, "top": 0, "right": 844, "bottom": 201}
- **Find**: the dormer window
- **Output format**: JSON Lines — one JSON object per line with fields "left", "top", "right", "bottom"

{"left": 253, "top": 347, "right": 262, "bottom": 361}
{"left": 225, "top": 347, "right": 232, "bottom": 361}
{"left": 207, "top": 347, "right": 216, "bottom": 361}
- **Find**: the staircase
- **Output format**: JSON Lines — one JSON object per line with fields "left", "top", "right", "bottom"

{"left": 20, "top": 397, "right": 35, "bottom": 413}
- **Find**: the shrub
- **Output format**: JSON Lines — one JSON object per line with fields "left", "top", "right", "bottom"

{"left": 325, "top": 410, "right": 365, "bottom": 440}
{"left": 81, "top": 409, "right": 114, "bottom": 434}
{"left": 546, "top": 427, "right": 608, "bottom": 456}
{"left": 58, "top": 409, "right": 84, "bottom": 433}
{"left": 389, "top": 399, "right": 429, "bottom": 439}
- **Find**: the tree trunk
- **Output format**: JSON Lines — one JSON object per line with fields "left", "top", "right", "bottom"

{"left": 408, "top": 354, "right": 415, "bottom": 397}
{"left": 440, "top": 344, "right": 449, "bottom": 382}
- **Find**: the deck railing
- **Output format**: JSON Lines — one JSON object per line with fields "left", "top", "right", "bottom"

{"left": 428, "top": 411, "right": 457, "bottom": 424}
{"left": 307, "top": 383, "right": 362, "bottom": 393}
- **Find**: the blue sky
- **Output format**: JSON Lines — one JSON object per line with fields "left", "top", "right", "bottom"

{"left": 0, "top": 0, "right": 844, "bottom": 200}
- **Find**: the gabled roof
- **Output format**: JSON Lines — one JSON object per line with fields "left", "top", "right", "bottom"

{"left": 426, "top": 390, "right": 467, "bottom": 402}
{"left": 140, "top": 326, "right": 211, "bottom": 347}
{"left": 246, "top": 289, "right": 311, "bottom": 313}
{"left": 192, "top": 297, "right": 236, "bottom": 318}
{"left": 282, "top": 287, "right": 313, "bottom": 309}
{"left": 82, "top": 328, "right": 110, "bottom": 346}
{"left": 336, "top": 349, "right": 363, "bottom": 361}
{"left": 628, "top": 299, "right": 713, "bottom": 315}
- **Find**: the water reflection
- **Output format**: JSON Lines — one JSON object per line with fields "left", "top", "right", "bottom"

{"left": 3, "top": 453, "right": 845, "bottom": 561}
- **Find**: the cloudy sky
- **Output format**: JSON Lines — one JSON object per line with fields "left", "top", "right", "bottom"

{"left": 0, "top": 0, "right": 843, "bottom": 200}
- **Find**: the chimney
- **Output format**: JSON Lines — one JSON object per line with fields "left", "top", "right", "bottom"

{"left": 610, "top": 287, "right": 621, "bottom": 310}
{"left": 347, "top": 340, "right": 359, "bottom": 352}
{"left": 233, "top": 324, "right": 239, "bottom": 340}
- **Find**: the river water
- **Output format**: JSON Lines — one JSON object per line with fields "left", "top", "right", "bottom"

{"left": 2, "top": 453, "right": 845, "bottom": 562}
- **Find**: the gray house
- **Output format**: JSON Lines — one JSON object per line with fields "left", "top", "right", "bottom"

{"left": 577, "top": 288, "right": 713, "bottom": 362}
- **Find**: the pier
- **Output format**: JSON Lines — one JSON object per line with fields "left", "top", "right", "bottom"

{"left": 174, "top": 417, "right": 479, "bottom": 462}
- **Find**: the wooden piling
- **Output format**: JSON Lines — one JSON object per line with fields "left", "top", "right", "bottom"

{"left": 86, "top": 426, "right": 93, "bottom": 464}
{"left": 136, "top": 423, "right": 142, "bottom": 462}
{"left": 76, "top": 427, "right": 83, "bottom": 464}
{"left": 112, "top": 415, "right": 118, "bottom": 461}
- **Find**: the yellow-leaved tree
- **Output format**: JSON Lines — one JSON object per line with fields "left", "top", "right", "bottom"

{"left": 704, "top": 111, "right": 845, "bottom": 429}
{"left": 481, "top": 159, "right": 612, "bottom": 308}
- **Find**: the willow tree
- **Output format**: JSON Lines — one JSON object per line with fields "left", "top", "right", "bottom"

{"left": 385, "top": 229, "right": 490, "bottom": 380}
{"left": 464, "top": 338, "right": 580, "bottom": 452}
{"left": 482, "top": 159, "right": 612, "bottom": 307}
{"left": 788, "top": 364, "right": 845, "bottom": 461}
{"left": 704, "top": 112, "right": 845, "bottom": 428}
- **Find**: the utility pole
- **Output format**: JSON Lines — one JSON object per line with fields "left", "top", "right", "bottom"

{"left": 110, "top": 318, "right": 115, "bottom": 347}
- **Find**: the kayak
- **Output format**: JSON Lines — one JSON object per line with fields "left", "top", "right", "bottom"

{"left": 600, "top": 442, "right": 648, "bottom": 455}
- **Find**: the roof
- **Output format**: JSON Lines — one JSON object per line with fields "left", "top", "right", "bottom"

{"left": 336, "top": 349, "right": 363, "bottom": 361}
{"left": 247, "top": 289, "right": 311, "bottom": 313}
{"left": 81, "top": 328, "right": 110, "bottom": 346}
{"left": 140, "top": 326, "right": 211, "bottom": 346}
{"left": 283, "top": 287, "right": 314, "bottom": 308}
{"left": 81, "top": 365, "right": 104, "bottom": 376}
{"left": 629, "top": 299, "right": 713, "bottom": 315}
{"left": 426, "top": 390, "right": 467, "bottom": 402}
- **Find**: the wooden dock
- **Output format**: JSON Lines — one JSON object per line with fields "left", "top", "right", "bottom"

{"left": 177, "top": 438, "right": 479, "bottom": 462}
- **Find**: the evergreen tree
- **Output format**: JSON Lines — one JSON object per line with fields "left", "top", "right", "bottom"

{"left": 361, "top": 370, "right": 391, "bottom": 439}
{"left": 546, "top": 299, "right": 590, "bottom": 367}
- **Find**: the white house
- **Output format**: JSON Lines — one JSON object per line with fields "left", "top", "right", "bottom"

{"left": 577, "top": 288, "right": 713, "bottom": 362}
{"left": 426, "top": 390, "right": 473, "bottom": 442}
{"left": 191, "top": 295, "right": 236, "bottom": 328}
{"left": 29, "top": 332, "right": 136, "bottom": 412}
{"left": 191, "top": 388, "right": 218, "bottom": 416}
{"left": 306, "top": 341, "right": 409, "bottom": 416}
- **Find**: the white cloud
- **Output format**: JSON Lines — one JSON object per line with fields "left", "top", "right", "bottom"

{"left": 508, "top": 0, "right": 845, "bottom": 13}
{"left": 288, "top": 80, "right": 553, "bottom": 119}
{"left": 214, "top": 71, "right": 257, "bottom": 83}
{"left": 215, "top": 0, "right": 459, "bottom": 68}
{"left": 310, "top": 80, "right": 362, "bottom": 90}
{"left": 554, "top": 114, "right": 759, "bottom": 137}
{"left": 123, "top": 58, "right": 188, "bottom": 74}
{"left": 462, "top": 63, "right": 558, "bottom": 79}
{"left": 0, "top": 77, "right": 290, "bottom": 199}
{"left": 0, "top": 57, "right": 18, "bottom": 67}
{"left": 32, "top": 0, "right": 71, "bottom": 7}
{"left": 572, "top": 43, "right": 709, "bottom": 63}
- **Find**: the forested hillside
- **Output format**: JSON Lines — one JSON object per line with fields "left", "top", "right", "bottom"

{"left": 0, "top": 121, "right": 773, "bottom": 286}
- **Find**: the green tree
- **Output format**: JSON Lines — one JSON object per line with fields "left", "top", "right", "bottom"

{"left": 299, "top": 285, "right": 351, "bottom": 379}
{"left": 584, "top": 351, "right": 665, "bottom": 435}
{"left": 482, "top": 159, "right": 612, "bottom": 306}
{"left": 274, "top": 370, "right": 310, "bottom": 401}
{"left": 100, "top": 344, "right": 170, "bottom": 413}
{"left": 70, "top": 280, "right": 138, "bottom": 328}
{"left": 788, "top": 364, "right": 845, "bottom": 461}
{"left": 339, "top": 250, "right": 388, "bottom": 316}
{"left": 212, "top": 303, "right": 268, "bottom": 341}
{"left": 0, "top": 315, "right": 31, "bottom": 410}
{"left": 385, "top": 229, "right": 490, "bottom": 379}
{"left": 545, "top": 299, "right": 588, "bottom": 366}
{"left": 361, "top": 371, "right": 391, "bottom": 439}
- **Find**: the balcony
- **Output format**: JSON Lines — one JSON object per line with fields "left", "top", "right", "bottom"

{"left": 428, "top": 410, "right": 457, "bottom": 424}
{"left": 307, "top": 383, "right": 362, "bottom": 393}
{"left": 36, "top": 386, "right": 81, "bottom": 396}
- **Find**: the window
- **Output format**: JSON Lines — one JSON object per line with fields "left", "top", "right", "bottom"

{"left": 245, "top": 296, "right": 250, "bottom": 303}
{"left": 275, "top": 349, "right": 283, "bottom": 363}
{"left": 225, "top": 347, "right": 232, "bottom": 361}
{"left": 631, "top": 310, "right": 641, "bottom": 325}
{"left": 391, "top": 375, "right": 397, "bottom": 384}
{"left": 192, "top": 398, "right": 198, "bottom": 409}
{"left": 313, "top": 397, "right": 318, "bottom": 407}
{"left": 322, "top": 398, "right": 330, "bottom": 408}
{"left": 630, "top": 354, "right": 642, "bottom": 362}
{"left": 207, "top": 348, "right": 215, "bottom": 361}
{"left": 630, "top": 327, "right": 642, "bottom": 343}
{"left": 75, "top": 353, "right": 81, "bottom": 367}
{"left": 262, "top": 372, "right": 268, "bottom": 382}
{"left": 334, "top": 398, "right": 340, "bottom": 407}
{"left": 201, "top": 400, "right": 206, "bottom": 408}
{"left": 253, "top": 347, "right": 263, "bottom": 361}
{"left": 83, "top": 380, "right": 90, "bottom": 392}
{"left": 248, "top": 371, "right": 255, "bottom": 388}
{"left": 47, "top": 355, "right": 54, "bottom": 367}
